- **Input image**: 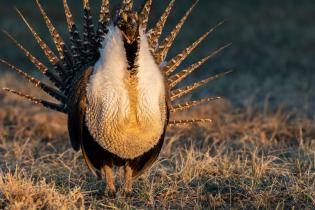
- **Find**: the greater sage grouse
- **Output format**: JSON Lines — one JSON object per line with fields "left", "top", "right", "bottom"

{"left": 1, "top": 0, "right": 230, "bottom": 193}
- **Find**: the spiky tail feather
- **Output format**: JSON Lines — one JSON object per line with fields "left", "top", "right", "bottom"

{"left": 63, "top": 0, "right": 84, "bottom": 66}
{"left": 163, "top": 21, "right": 224, "bottom": 76}
{"left": 15, "top": 8, "right": 67, "bottom": 84}
{"left": 97, "top": 0, "right": 110, "bottom": 44}
{"left": 154, "top": 0, "right": 199, "bottom": 64}
{"left": 168, "top": 119, "right": 213, "bottom": 127}
{"left": 170, "top": 97, "right": 222, "bottom": 113}
{"left": 122, "top": 0, "right": 133, "bottom": 11}
{"left": 36, "top": 0, "right": 70, "bottom": 61}
{"left": 168, "top": 43, "right": 231, "bottom": 88}
{"left": 0, "top": 59, "right": 66, "bottom": 103}
{"left": 170, "top": 70, "right": 232, "bottom": 101}
{"left": 2, "top": 30, "right": 62, "bottom": 88}
{"left": 83, "top": 0, "right": 97, "bottom": 62}
{"left": 148, "top": 0, "right": 175, "bottom": 49}
{"left": 139, "top": 0, "right": 152, "bottom": 31}
{"left": 4, "top": 0, "right": 230, "bottom": 127}
{"left": 2, "top": 88, "right": 66, "bottom": 113}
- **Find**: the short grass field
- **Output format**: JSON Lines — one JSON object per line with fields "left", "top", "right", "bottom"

{"left": 0, "top": 0, "right": 314, "bottom": 209}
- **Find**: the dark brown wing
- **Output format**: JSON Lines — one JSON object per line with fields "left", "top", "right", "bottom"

{"left": 67, "top": 67, "right": 93, "bottom": 151}
{"left": 67, "top": 67, "right": 104, "bottom": 176}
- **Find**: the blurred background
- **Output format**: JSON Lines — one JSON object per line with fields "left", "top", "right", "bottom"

{"left": 0, "top": 0, "right": 314, "bottom": 113}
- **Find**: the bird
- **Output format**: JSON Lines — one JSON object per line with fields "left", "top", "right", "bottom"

{"left": 1, "top": 0, "right": 230, "bottom": 194}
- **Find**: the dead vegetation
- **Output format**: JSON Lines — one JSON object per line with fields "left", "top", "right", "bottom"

{"left": 0, "top": 75, "right": 314, "bottom": 209}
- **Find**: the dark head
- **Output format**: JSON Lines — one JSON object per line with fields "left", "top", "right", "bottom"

{"left": 115, "top": 10, "right": 139, "bottom": 44}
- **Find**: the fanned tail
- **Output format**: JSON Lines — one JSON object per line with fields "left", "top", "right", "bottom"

{"left": 147, "top": 0, "right": 176, "bottom": 49}
{"left": 168, "top": 43, "right": 231, "bottom": 88}
{"left": 15, "top": 8, "right": 59, "bottom": 66}
{"left": 63, "top": 0, "right": 83, "bottom": 67}
{"left": 122, "top": 0, "right": 133, "bottom": 11}
{"left": 139, "top": 0, "right": 152, "bottom": 31}
{"left": 36, "top": 0, "right": 75, "bottom": 91}
{"left": 97, "top": 0, "right": 110, "bottom": 44}
{"left": 170, "top": 97, "right": 222, "bottom": 113}
{"left": 164, "top": 21, "right": 224, "bottom": 76}
{"left": 2, "top": 30, "right": 62, "bottom": 88}
{"left": 170, "top": 70, "right": 233, "bottom": 101}
{"left": 154, "top": 0, "right": 199, "bottom": 64}
{"left": 83, "top": 0, "right": 97, "bottom": 62}
{"left": 168, "top": 119, "right": 213, "bottom": 127}
{"left": 15, "top": 8, "right": 65, "bottom": 78}
{"left": 35, "top": 0, "right": 71, "bottom": 62}
{"left": 2, "top": 88, "right": 66, "bottom": 113}
{"left": 0, "top": 59, "right": 66, "bottom": 103}
{"left": 3, "top": 0, "right": 231, "bottom": 126}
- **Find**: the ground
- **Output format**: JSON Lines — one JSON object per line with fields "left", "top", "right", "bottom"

{"left": 0, "top": 75, "right": 314, "bottom": 209}
{"left": 0, "top": 0, "right": 315, "bottom": 209}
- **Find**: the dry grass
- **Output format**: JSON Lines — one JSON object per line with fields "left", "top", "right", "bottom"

{"left": 0, "top": 74, "right": 314, "bottom": 209}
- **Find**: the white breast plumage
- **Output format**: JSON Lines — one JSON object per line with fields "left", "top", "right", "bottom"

{"left": 85, "top": 25, "right": 167, "bottom": 159}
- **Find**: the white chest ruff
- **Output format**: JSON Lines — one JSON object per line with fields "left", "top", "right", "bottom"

{"left": 86, "top": 26, "right": 167, "bottom": 159}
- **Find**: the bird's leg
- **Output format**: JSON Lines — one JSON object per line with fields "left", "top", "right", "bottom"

{"left": 103, "top": 164, "right": 116, "bottom": 194}
{"left": 124, "top": 165, "right": 133, "bottom": 193}
{"left": 117, "top": 167, "right": 124, "bottom": 183}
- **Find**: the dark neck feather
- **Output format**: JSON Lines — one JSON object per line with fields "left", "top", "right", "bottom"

{"left": 123, "top": 36, "right": 140, "bottom": 74}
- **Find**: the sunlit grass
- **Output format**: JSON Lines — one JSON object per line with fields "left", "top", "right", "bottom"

{"left": 0, "top": 75, "right": 314, "bottom": 209}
